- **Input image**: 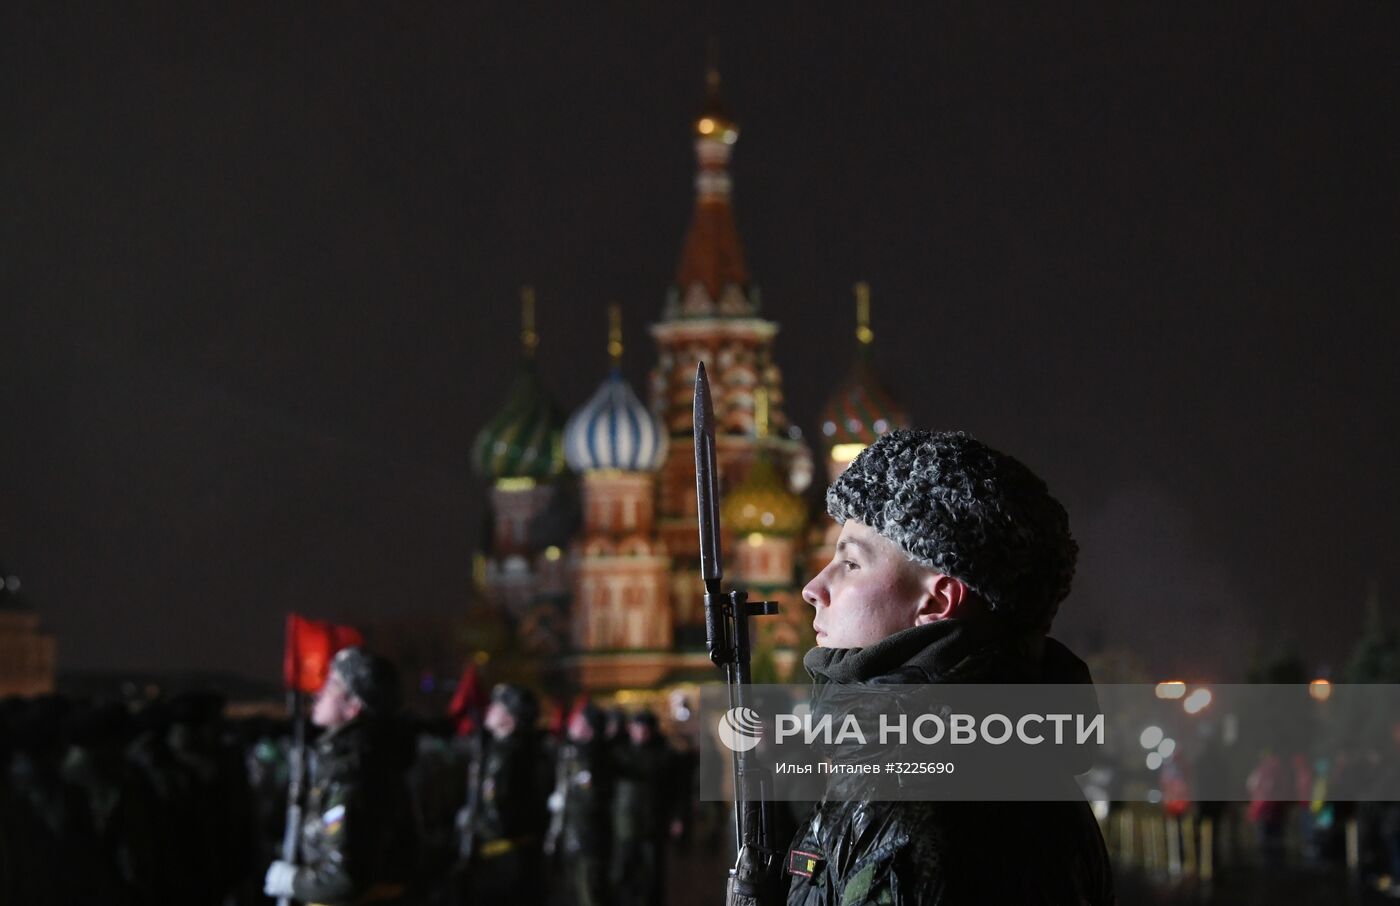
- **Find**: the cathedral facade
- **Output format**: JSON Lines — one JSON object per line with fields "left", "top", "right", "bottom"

{"left": 470, "top": 72, "right": 907, "bottom": 692}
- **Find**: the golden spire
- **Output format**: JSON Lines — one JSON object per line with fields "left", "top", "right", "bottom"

{"left": 855, "top": 281, "right": 873, "bottom": 346}
{"left": 607, "top": 302, "right": 623, "bottom": 365}
{"left": 696, "top": 61, "right": 738, "bottom": 143}
{"left": 754, "top": 384, "right": 770, "bottom": 440}
{"left": 520, "top": 285, "right": 539, "bottom": 358}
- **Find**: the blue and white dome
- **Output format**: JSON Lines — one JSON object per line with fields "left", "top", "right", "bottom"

{"left": 564, "top": 369, "right": 667, "bottom": 473}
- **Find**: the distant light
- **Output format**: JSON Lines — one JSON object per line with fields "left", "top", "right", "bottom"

{"left": 747, "top": 532, "right": 765, "bottom": 546}
{"left": 1146, "top": 752, "right": 1163, "bottom": 771}
{"left": 698, "top": 117, "right": 715, "bottom": 135}
{"left": 495, "top": 477, "right": 537, "bottom": 491}
{"left": 822, "top": 421, "right": 837, "bottom": 437}
{"left": 3, "top": 575, "right": 19, "bottom": 593}
{"left": 760, "top": 512, "right": 775, "bottom": 527}
{"left": 830, "top": 443, "right": 866, "bottom": 463}
{"left": 1158, "top": 738, "right": 1176, "bottom": 759}
{"left": 544, "top": 546, "right": 562, "bottom": 562}
{"left": 1140, "top": 726, "right": 1165, "bottom": 750}
{"left": 1310, "top": 679, "right": 1332, "bottom": 702}
{"left": 1184, "top": 688, "right": 1213, "bottom": 715}
{"left": 1156, "top": 681, "right": 1187, "bottom": 700}
{"left": 873, "top": 419, "right": 889, "bottom": 433}
{"left": 1147, "top": 789, "right": 1162, "bottom": 804}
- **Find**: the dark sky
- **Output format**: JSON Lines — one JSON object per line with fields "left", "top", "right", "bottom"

{"left": 2, "top": 4, "right": 1396, "bottom": 683}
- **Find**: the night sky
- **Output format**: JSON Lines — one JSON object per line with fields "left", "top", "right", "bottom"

{"left": 2, "top": 4, "right": 1396, "bottom": 683}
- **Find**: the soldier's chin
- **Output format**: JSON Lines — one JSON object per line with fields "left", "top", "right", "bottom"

{"left": 815, "top": 630, "right": 830, "bottom": 647}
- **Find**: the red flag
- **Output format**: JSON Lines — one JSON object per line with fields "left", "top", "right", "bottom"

{"left": 448, "top": 662, "right": 486, "bottom": 736}
{"left": 284, "top": 613, "right": 364, "bottom": 693}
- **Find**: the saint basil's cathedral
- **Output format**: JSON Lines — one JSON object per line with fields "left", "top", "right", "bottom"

{"left": 470, "top": 71, "right": 908, "bottom": 693}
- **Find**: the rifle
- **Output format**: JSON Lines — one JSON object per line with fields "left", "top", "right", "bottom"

{"left": 693, "top": 362, "right": 783, "bottom": 905}
{"left": 455, "top": 731, "right": 484, "bottom": 864}
{"left": 542, "top": 740, "right": 571, "bottom": 857}
{"left": 277, "top": 690, "right": 306, "bottom": 906}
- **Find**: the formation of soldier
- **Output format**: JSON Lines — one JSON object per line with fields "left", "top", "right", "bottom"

{"left": 0, "top": 659, "right": 694, "bottom": 906}
{"left": 0, "top": 691, "right": 257, "bottom": 905}
{"left": 454, "top": 684, "right": 689, "bottom": 906}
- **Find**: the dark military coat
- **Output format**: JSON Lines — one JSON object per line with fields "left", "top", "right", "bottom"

{"left": 785, "top": 619, "right": 1117, "bottom": 906}
{"left": 554, "top": 739, "right": 612, "bottom": 858}
{"left": 293, "top": 716, "right": 416, "bottom": 905}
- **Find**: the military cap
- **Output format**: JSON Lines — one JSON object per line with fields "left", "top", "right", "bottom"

{"left": 330, "top": 647, "right": 403, "bottom": 716}
{"left": 490, "top": 683, "right": 539, "bottom": 726}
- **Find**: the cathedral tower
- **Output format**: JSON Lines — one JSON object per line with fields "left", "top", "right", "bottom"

{"left": 649, "top": 69, "right": 813, "bottom": 646}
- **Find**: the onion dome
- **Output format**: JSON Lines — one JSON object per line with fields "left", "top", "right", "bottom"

{"left": 722, "top": 455, "right": 808, "bottom": 537}
{"left": 721, "top": 387, "right": 807, "bottom": 536}
{"left": 818, "top": 282, "right": 909, "bottom": 461}
{"left": 564, "top": 304, "right": 667, "bottom": 473}
{"left": 471, "top": 287, "right": 565, "bottom": 482}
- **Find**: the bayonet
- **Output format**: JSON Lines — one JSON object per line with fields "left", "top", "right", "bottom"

{"left": 693, "top": 362, "right": 782, "bottom": 905}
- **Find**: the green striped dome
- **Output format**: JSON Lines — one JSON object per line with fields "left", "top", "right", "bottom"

{"left": 472, "top": 362, "right": 565, "bottom": 481}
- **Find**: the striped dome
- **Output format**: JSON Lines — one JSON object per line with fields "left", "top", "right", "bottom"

{"left": 472, "top": 363, "right": 565, "bottom": 481}
{"left": 818, "top": 347, "right": 909, "bottom": 450}
{"left": 564, "top": 369, "right": 667, "bottom": 473}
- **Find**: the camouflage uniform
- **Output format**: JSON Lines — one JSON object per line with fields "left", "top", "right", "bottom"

{"left": 609, "top": 712, "right": 675, "bottom": 906}
{"left": 461, "top": 685, "right": 548, "bottom": 905}
{"left": 279, "top": 649, "right": 417, "bottom": 906}
{"left": 291, "top": 714, "right": 417, "bottom": 905}
{"left": 546, "top": 706, "right": 613, "bottom": 906}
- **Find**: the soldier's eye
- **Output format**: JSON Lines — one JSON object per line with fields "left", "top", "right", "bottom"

{"left": 843, "top": 560, "right": 859, "bottom": 572}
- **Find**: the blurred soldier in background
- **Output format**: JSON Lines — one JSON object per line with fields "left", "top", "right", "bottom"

{"left": 457, "top": 683, "right": 548, "bottom": 904}
{"left": 610, "top": 709, "right": 677, "bottom": 906}
{"left": 263, "top": 646, "right": 417, "bottom": 906}
{"left": 545, "top": 700, "right": 613, "bottom": 906}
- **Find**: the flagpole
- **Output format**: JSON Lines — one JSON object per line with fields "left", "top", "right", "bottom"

{"left": 278, "top": 689, "right": 306, "bottom": 906}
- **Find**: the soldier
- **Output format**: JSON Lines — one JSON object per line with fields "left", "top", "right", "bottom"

{"left": 609, "top": 709, "right": 677, "bottom": 906}
{"left": 458, "top": 683, "right": 548, "bottom": 904}
{"left": 544, "top": 701, "right": 613, "bottom": 906}
{"left": 784, "top": 430, "right": 1115, "bottom": 905}
{"left": 263, "top": 647, "right": 417, "bottom": 905}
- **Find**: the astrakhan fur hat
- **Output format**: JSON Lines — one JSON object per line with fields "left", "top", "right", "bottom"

{"left": 826, "top": 429, "right": 1076, "bottom": 632}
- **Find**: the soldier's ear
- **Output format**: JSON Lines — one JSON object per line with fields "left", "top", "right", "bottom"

{"left": 913, "top": 573, "right": 969, "bottom": 625}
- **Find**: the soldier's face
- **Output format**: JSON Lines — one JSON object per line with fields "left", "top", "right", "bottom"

{"left": 803, "top": 520, "right": 944, "bottom": 649}
{"left": 567, "top": 711, "right": 594, "bottom": 743}
{"left": 311, "top": 673, "right": 361, "bottom": 729}
{"left": 484, "top": 701, "right": 516, "bottom": 739}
